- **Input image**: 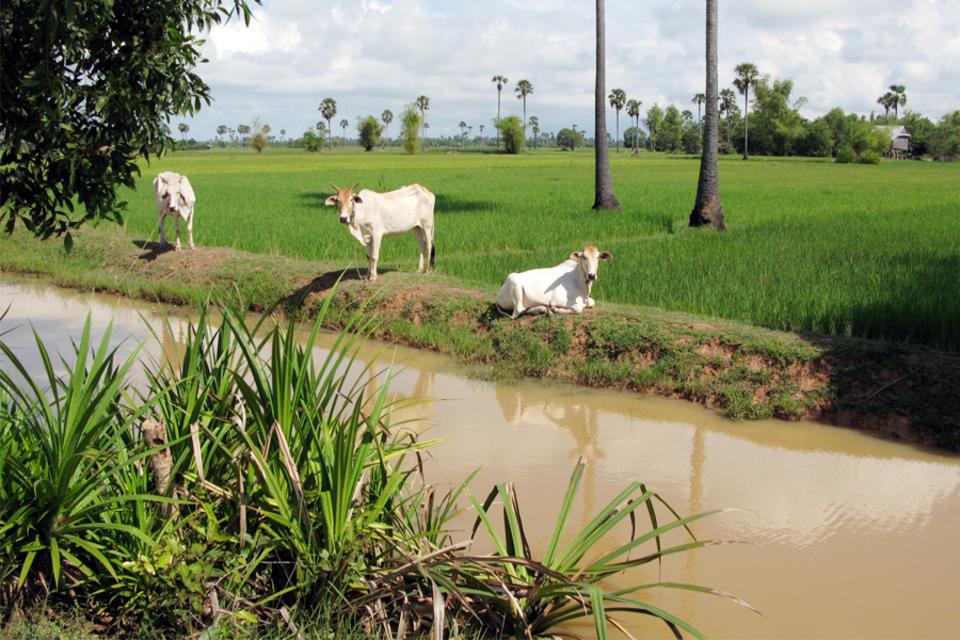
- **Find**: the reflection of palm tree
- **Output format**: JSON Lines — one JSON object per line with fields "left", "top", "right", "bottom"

{"left": 682, "top": 425, "right": 707, "bottom": 585}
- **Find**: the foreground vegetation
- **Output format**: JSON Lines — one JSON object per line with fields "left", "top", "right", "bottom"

{"left": 0, "top": 304, "right": 741, "bottom": 638}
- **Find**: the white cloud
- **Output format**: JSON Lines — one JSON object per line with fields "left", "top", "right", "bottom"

{"left": 181, "top": 0, "right": 960, "bottom": 139}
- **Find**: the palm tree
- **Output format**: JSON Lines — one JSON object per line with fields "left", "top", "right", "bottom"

{"left": 608, "top": 88, "right": 626, "bottom": 152}
{"left": 733, "top": 62, "right": 759, "bottom": 160}
{"left": 415, "top": 95, "right": 430, "bottom": 138}
{"left": 178, "top": 122, "right": 189, "bottom": 142}
{"left": 690, "top": 0, "right": 724, "bottom": 230}
{"left": 626, "top": 99, "right": 642, "bottom": 153}
{"left": 719, "top": 88, "right": 737, "bottom": 147}
{"left": 889, "top": 84, "right": 907, "bottom": 121}
{"left": 593, "top": 0, "right": 620, "bottom": 210}
{"left": 491, "top": 74, "right": 508, "bottom": 148}
{"left": 692, "top": 92, "right": 706, "bottom": 125}
{"left": 319, "top": 98, "right": 337, "bottom": 147}
{"left": 529, "top": 116, "right": 540, "bottom": 148}
{"left": 877, "top": 92, "right": 894, "bottom": 119}
{"left": 381, "top": 109, "right": 393, "bottom": 147}
{"left": 478, "top": 123, "right": 485, "bottom": 146}
{"left": 216, "top": 124, "right": 227, "bottom": 143}
{"left": 458, "top": 120, "right": 468, "bottom": 146}
{"left": 515, "top": 79, "right": 534, "bottom": 136}
{"left": 339, "top": 118, "right": 349, "bottom": 144}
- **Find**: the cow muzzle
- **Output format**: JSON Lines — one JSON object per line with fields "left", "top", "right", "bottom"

{"left": 339, "top": 215, "right": 349, "bottom": 224}
{"left": 586, "top": 273, "right": 597, "bottom": 282}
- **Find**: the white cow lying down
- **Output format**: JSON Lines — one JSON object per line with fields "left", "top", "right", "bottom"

{"left": 496, "top": 246, "right": 612, "bottom": 319}
{"left": 325, "top": 183, "right": 436, "bottom": 281}
{"left": 153, "top": 171, "right": 197, "bottom": 250}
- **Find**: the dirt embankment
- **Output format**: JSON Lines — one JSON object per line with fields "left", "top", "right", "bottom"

{"left": 3, "top": 232, "right": 959, "bottom": 451}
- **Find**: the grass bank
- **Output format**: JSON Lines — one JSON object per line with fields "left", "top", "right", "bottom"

{"left": 2, "top": 225, "right": 958, "bottom": 451}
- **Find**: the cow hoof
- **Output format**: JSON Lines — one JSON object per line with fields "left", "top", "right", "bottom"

{"left": 174, "top": 245, "right": 182, "bottom": 252}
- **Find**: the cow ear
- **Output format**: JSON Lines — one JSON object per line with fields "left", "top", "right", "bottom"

{"left": 324, "top": 195, "right": 338, "bottom": 206}
{"left": 599, "top": 252, "right": 612, "bottom": 261}
{"left": 569, "top": 251, "right": 582, "bottom": 260}
{"left": 352, "top": 195, "right": 363, "bottom": 204}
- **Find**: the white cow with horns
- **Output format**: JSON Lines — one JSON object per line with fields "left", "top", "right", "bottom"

{"left": 325, "top": 183, "right": 436, "bottom": 281}
{"left": 496, "top": 246, "right": 612, "bottom": 318}
{"left": 153, "top": 171, "right": 197, "bottom": 250}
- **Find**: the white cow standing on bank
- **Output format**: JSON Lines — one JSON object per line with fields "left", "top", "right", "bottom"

{"left": 325, "top": 183, "right": 436, "bottom": 281}
{"left": 496, "top": 246, "right": 612, "bottom": 318}
{"left": 153, "top": 171, "right": 197, "bottom": 250}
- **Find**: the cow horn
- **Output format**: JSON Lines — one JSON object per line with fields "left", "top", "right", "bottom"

{"left": 351, "top": 183, "right": 360, "bottom": 191}
{"left": 330, "top": 183, "right": 340, "bottom": 191}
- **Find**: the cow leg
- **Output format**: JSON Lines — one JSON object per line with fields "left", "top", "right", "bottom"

{"left": 414, "top": 227, "right": 427, "bottom": 273}
{"left": 521, "top": 305, "right": 551, "bottom": 316}
{"left": 368, "top": 235, "right": 382, "bottom": 281}
{"left": 511, "top": 283, "right": 526, "bottom": 319}
{"left": 174, "top": 216, "right": 182, "bottom": 251}
{"left": 186, "top": 213, "right": 195, "bottom": 249}
{"left": 422, "top": 222, "right": 435, "bottom": 272}
{"left": 158, "top": 214, "right": 167, "bottom": 246}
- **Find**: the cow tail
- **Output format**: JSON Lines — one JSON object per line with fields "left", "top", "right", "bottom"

{"left": 430, "top": 240, "right": 436, "bottom": 270}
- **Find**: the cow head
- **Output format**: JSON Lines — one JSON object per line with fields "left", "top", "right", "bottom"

{"left": 325, "top": 183, "right": 363, "bottom": 224}
{"left": 157, "top": 173, "right": 187, "bottom": 214}
{"left": 569, "top": 246, "right": 612, "bottom": 283}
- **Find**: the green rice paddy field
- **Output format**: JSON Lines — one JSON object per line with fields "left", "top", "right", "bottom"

{"left": 112, "top": 148, "right": 959, "bottom": 351}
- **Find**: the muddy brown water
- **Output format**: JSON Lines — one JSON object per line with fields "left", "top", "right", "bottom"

{"left": 2, "top": 278, "right": 959, "bottom": 639}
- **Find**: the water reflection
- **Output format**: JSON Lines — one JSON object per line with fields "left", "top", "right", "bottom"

{"left": 2, "top": 277, "right": 960, "bottom": 638}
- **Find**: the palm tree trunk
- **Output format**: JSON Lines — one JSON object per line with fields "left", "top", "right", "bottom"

{"left": 496, "top": 90, "right": 502, "bottom": 149}
{"left": 615, "top": 110, "right": 620, "bottom": 152}
{"left": 743, "top": 88, "right": 750, "bottom": 160}
{"left": 522, "top": 97, "right": 527, "bottom": 143}
{"left": 689, "top": 0, "right": 724, "bottom": 230}
{"left": 593, "top": 0, "right": 620, "bottom": 210}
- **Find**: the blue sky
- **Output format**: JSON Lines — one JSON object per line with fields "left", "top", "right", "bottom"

{"left": 180, "top": 0, "right": 960, "bottom": 139}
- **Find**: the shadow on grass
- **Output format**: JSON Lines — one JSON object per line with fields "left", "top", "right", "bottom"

{"left": 133, "top": 240, "right": 176, "bottom": 262}
{"left": 296, "top": 191, "right": 497, "bottom": 215}
{"left": 278, "top": 267, "right": 395, "bottom": 316}
{"left": 435, "top": 193, "right": 497, "bottom": 214}
{"left": 298, "top": 191, "right": 333, "bottom": 207}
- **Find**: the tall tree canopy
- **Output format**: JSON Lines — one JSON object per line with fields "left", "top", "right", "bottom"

{"left": 0, "top": 0, "right": 257, "bottom": 243}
